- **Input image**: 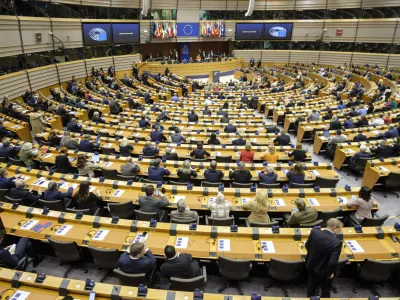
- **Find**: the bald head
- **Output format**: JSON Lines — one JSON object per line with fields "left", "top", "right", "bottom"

{"left": 326, "top": 218, "right": 343, "bottom": 235}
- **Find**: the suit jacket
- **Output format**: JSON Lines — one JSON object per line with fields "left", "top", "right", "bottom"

{"left": 66, "top": 122, "right": 82, "bottom": 133}
{"left": 305, "top": 229, "right": 342, "bottom": 278}
{"left": 329, "top": 120, "right": 342, "bottom": 130}
{"left": 229, "top": 169, "right": 252, "bottom": 183}
{"left": 274, "top": 134, "right": 291, "bottom": 146}
{"left": 353, "top": 134, "right": 367, "bottom": 142}
{"left": 258, "top": 172, "right": 277, "bottom": 184}
{"left": 79, "top": 140, "right": 96, "bottom": 153}
{"left": 160, "top": 253, "right": 201, "bottom": 279}
{"left": 9, "top": 188, "right": 40, "bottom": 206}
{"left": 224, "top": 125, "right": 237, "bottom": 133}
{"left": 147, "top": 166, "right": 170, "bottom": 181}
{"left": 118, "top": 250, "right": 156, "bottom": 274}
{"left": 55, "top": 155, "right": 73, "bottom": 174}
{"left": 204, "top": 169, "right": 224, "bottom": 183}
{"left": 43, "top": 187, "right": 73, "bottom": 201}
{"left": 139, "top": 119, "right": 151, "bottom": 128}
{"left": 0, "top": 146, "right": 18, "bottom": 158}
{"left": 287, "top": 207, "right": 318, "bottom": 227}
{"left": 165, "top": 153, "right": 179, "bottom": 161}
{"left": 150, "top": 131, "right": 167, "bottom": 142}
{"left": 187, "top": 113, "right": 198, "bottom": 122}
{"left": 232, "top": 138, "right": 246, "bottom": 146}
{"left": 190, "top": 149, "right": 210, "bottom": 159}
{"left": 143, "top": 147, "right": 159, "bottom": 157}
{"left": 373, "top": 146, "right": 393, "bottom": 159}
{"left": 138, "top": 195, "right": 169, "bottom": 213}
{"left": 120, "top": 163, "right": 140, "bottom": 176}
{"left": 0, "top": 176, "right": 16, "bottom": 189}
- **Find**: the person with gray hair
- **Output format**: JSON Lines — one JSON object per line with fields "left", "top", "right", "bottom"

{"left": 170, "top": 199, "right": 199, "bottom": 222}
{"left": 224, "top": 119, "right": 237, "bottom": 133}
{"left": 208, "top": 193, "right": 232, "bottom": 218}
{"left": 258, "top": 166, "right": 277, "bottom": 184}
{"left": 19, "top": 142, "right": 39, "bottom": 168}
{"left": 43, "top": 180, "right": 73, "bottom": 203}
{"left": 120, "top": 157, "right": 141, "bottom": 178}
{"left": 273, "top": 129, "right": 291, "bottom": 146}
{"left": 286, "top": 198, "right": 318, "bottom": 227}
{"left": 229, "top": 161, "right": 252, "bottom": 184}
{"left": 0, "top": 138, "right": 19, "bottom": 158}
{"left": 9, "top": 179, "right": 40, "bottom": 206}
{"left": 92, "top": 111, "right": 104, "bottom": 123}
{"left": 164, "top": 147, "right": 179, "bottom": 161}
{"left": 119, "top": 137, "right": 134, "bottom": 157}
{"left": 305, "top": 218, "right": 343, "bottom": 298}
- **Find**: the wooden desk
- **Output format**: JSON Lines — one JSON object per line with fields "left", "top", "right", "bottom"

{"left": 2, "top": 163, "right": 369, "bottom": 213}
{"left": 0, "top": 203, "right": 395, "bottom": 262}
{"left": 362, "top": 158, "right": 400, "bottom": 189}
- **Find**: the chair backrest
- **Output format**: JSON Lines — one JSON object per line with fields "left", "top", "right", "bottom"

{"left": 83, "top": 129, "right": 95, "bottom": 135}
{"left": 4, "top": 196, "right": 22, "bottom": 204}
{"left": 314, "top": 176, "right": 339, "bottom": 188}
{"left": 113, "top": 269, "right": 148, "bottom": 286}
{"left": 257, "top": 183, "right": 280, "bottom": 189}
{"left": 169, "top": 180, "right": 188, "bottom": 186}
{"left": 201, "top": 181, "right": 222, "bottom": 187}
{"left": 88, "top": 246, "right": 119, "bottom": 270}
{"left": 354, "top": 157, "right": 370, "bottom": 172}
{"left": 169, "top": 275, "right": 206, "bottom": 292}
{"left": 142, "top": 179, "right": 158, "bottom": 184}
{"left": 248, "top": 220, "right": 279, "bottom": 228}
{"left": 358, "top": 259, "right": 400, "bottom": 282}
{"left": 361, "top": 215, "right": 389, "bottom": 226}
{"left": 102, "top": 148, "right": 116, "bottom": 155}
{"left": 39, "top": 199, "right": 66, "bottom": 211}
{"left": 384, "top": 172, "right": 400, "bottom": 188}
{"left": 98, "top": 131, "right": 110, "bottom": 137}
{"left": 0, "top": 189, "right": 9, "bottom": 202}
{"left": 170, "top": 217, "right": 198, "bottom": 224}
{"left": 47, "top": 238, "right": 81, "bottom": 263}
{"left": 102, "top": 169, "right": 120, "bottom": 180}
{"left": 0, "top": 157, "right": 8, "bottom": 164}
{"left": 108, "top": 201, "right": 134, "bottom": 219}
{"left": 14, "top": 256, "right": 30, "bottom": 271}
{"left": 66, "top": 208, "right": 92, "bottom": 215}
{"left": 299, "top": 219, "right": 323, "bottom": 228}
{"left": 291, "top": 183, "right": 314, "bottom": 188}
{"left": 207, "top": 216, "right": 234, "bottom": 226}
{"left": 142, "top": 155, "right": 155, "bottom": 159}
{"left": 134, "top": 209, "right": 159, "bottom": 221}
{"left": 9, "top": 157, "right": 25, "bottom": 167}
{"left": 216, "top": 156, "right": 232, "bottom": 163}
{"left": 118, "top": 175, "right": 139, "bottom": 181}
{"left": 318, "top": 207, "right": 343, "bottom": 227}
{"left": 268, "top": 258, "right": 304, "bottom": 281}
{"left": 218, "top": 256, "right": 251, "bottom": 281}
{"left": 231, "top": 182, "right": 253, "bottom": 188}
{"left": 192, "top": 158, "right": 208, "bottom": 162}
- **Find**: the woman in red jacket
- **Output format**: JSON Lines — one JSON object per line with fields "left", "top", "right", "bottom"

{"left": 240, "top": 143, "right": 255, "bottom": 162}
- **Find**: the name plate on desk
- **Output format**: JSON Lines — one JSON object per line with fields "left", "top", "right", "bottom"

{"left": 218, "top": 239, "right": 230, "bottom": 251}
{"left": 92, "top": 229, "right": 109, "bottom": 241}
{"left": 55, "top": 225, "right": 73, "bottom": 236}
{"left": 307, "top": 198, "right": 320, "bottom": 206}
{"left": 345, "top": 240, "right": 365, "bottom": 253}
{"left": 310, "top": 170, "right": 320, "bottom": 176}
{"left": 260, "top": 241, "right": 276, "bottom": 253}
{"left": 175, "top": 237, "right": 189, "bottom": 249}
{"left": 273, "top": 199, "right": 286, "bottom": 206}
{"left": 20, "top": 220, "right": 39, "bottom": 230}
{"left": 112, "top": 190, "right": 125, "bottom": 197}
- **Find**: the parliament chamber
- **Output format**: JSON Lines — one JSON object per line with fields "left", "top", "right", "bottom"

{"left": 0, "top": 1, "right": 400, "bottom": 299}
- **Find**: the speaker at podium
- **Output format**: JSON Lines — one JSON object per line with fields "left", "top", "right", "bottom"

{"left": 212, "top": 71, "right": 220, "bottom": 83}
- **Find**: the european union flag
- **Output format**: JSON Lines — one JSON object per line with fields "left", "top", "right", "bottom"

{"left": 177, "top": 23, "right": 199, "bottom": 37}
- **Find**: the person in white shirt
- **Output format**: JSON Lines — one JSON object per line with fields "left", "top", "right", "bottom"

{"left": 370, "top": 113, "right": 385, "bottom": 126}
{"left": 204, "top": 97, "right": 212, "bottom": 106}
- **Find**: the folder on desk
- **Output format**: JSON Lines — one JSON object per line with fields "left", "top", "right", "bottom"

{"left": 31, "top": 220, "right": 52, "bottom": 233}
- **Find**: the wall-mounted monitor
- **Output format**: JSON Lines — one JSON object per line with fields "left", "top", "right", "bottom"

{"left": 235, "top": 23, "right": 263, "bottom": 40}
{"left": 200, "top": 21, "right": 225, "bottom": 37}
{"left": 263, "top": 23, "right": 293, "bottom": 40}
{"left": 82, "top": 23, "right": 112, "bottom": 46}
{"left": 152, "top": 21, "right": 177, "bottom": 39}
{"left": 112, "top": 23, "right": 140, "bottom": 44}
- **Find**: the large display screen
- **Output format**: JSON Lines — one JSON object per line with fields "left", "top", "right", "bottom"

{"left": 82, "top": 23, "right": 112, "bottom": 46}
{"left": 200, "top": 21, "right": 225, "bottom": 37}
{"left": 235, "top": 23, "right": 263, "bottom": 40}
{"left": 263, "top": 23, "right": 293, "bottom": 40}
{"left": 152, "top": 21, "right": 177, "bottom": 39}
{"left": 112, "top": 23, "right": 140, "bottom": 44}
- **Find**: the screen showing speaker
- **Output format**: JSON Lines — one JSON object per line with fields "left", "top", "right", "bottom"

{"left": 235, "top": 23, "right": 263, "bottom": 40}
{"left": 112, "top": 23, "right": 140, "bottom": 44}
{"left": 82, "top": 23, "right": 112, "bottom": 46}
{"left": 263, "top": 23, "right": 293, "bottom": 40}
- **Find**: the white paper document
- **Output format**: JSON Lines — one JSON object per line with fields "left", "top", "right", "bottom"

{"left": 9, "top": 290, "right": 30, "bottom": 300}
{"left": 310, "top": 170, "right": 320, "bottom": 176}
{"left": 214, "top": 152, "right": 221, "bottom": 156}
{"left": 103, "top": 162, "right": 114, "bottom": 167}
{"left": 345, "top": 240, "right": 365, "bottom": 253}
{"left": 273, "top": 198, "right": 286, "bottom": 206}
{"left": 20, "top": 220, "right": 39, "bottom": 230}
{"left": 59, "top": 182, "right": 79, "bottom": 190}
{"left": 92, "top": 229, "right": 110, "bottom": 241}
{"left": 208, "top": 197, "right": 216, "bottom": 204}
{"left": 378, "top": 166, "right": 389, "bottom": 172}
{"left": 41, "top": 153, "right": 53, "bottom": 158}
{"left": 55, "top": 225, "right": 73, "bottom": 236}
{"left": 218, "top": 239, "right": 230, "bottom": 251}
{"left": 241, "top": 198, "right": 250, "bottom": 205}
{"left": 175, "top": 237, "right": 189, "bottom": 249}
{"left": 307, "top": 198, "right": 320, "bottom": 206}
{"left": 32, "top": 177, "right": 50, "bottom": 188}
{"left": 112, "top": 190, "right": 125, "bottom": 197}
{"left": 337, "top": 197, "right": 348, "bottom": 204}
{"left": 133, "top": 233, "right": 148, "bottom": 244}
{"left": 281, "top": 169, "right": 289, "bottom": 175}
{"left": 89, "top": 186, "right": 97, "bottom": 193}
{"left": 174, "top": 195, "right": 186, "bottom": 203}
{"left": 260, "top": 241, "right": 276, "bottom": 253}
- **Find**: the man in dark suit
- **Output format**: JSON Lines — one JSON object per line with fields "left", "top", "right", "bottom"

{"left": 229, "top": 162, "right": 252, "bottom": 183}
{"left": 187, "top": 110, "right": 198, "bottom": 123}
{"left": 372, "top": 140, "right": 393, "bottom": 159}
{"left": 190, "top": 143, "right": 210, "bottom": 159}
{"left": 138, "top": 185, "right": 169, "bottom": 220}
{"left": 147, "top": 159, "right": 170, "bottom": 182}
{"left": 150, "top": 126, "right": 167, "bottom": 142}
{"left": 265, "top": 123, "right": 279, "bottom": 133}
{"left": 43, "top": 181, "right": 73, "bottom": 202}
{"left": 232, "top": 135, "right": 247, "bottom": 146}
{"left": 224, "top": 121, "right": 237, "bottom": 133}
{"left": 353, "top": 128, "right": 367, "bottom": 142}
{"left": 79, "top": 135, "right": 97, "bottom": 153}
{"left": 204, "top": 160, "right": 224, "bottom": 183}
{"left": 138, "top": 115, "right": 151, "bottom": 128}
{"left": 0, "top": 120, "right": 13, "bottom": 139}
{"left": 0, "top": 168, "right": 18, "bottom": 189}
{"left": 160, "top": 245, "right": 201, "bottom": 279}
{"left": 66, "top": 118, "right": 82, "bottom": 133}
{"left": 0, "top": 139, "right": 18, "bottom": 158}
{"left": 305, "top": 218, "right": 343, "bottom": 298}
{"left": 118, "top": 242, "right": 156, "bottom": 275}
{"left": 9, "top": 179, "right": 40, "bottom": 206}
{"left": 273, "top": 129, "right": 291, "bottom": 146}
{"left": 164, "top": 147, "right": 179, "bottom": 161}
{"left": 328, "top": 116, "right": 342, "bottom": 130}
